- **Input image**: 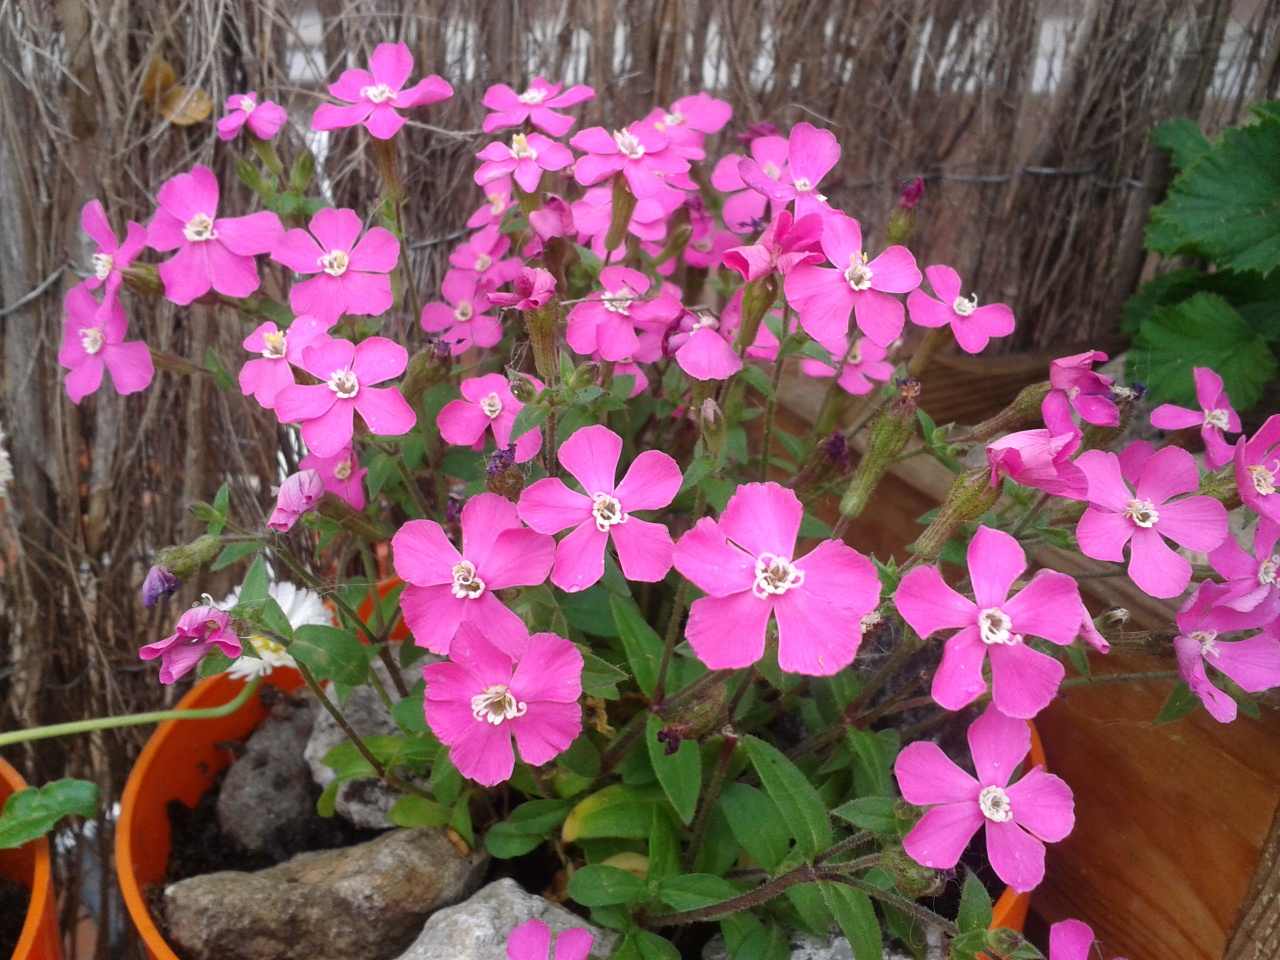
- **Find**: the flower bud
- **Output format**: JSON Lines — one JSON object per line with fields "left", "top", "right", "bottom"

{"left": 658, "top": 675, "right": 730, "bottom": 741}
{"left": 737, "top": 275, "right": 778, "bottom": 350}
{"left": 910, "top": 467, "right": 1002, "bottom": 561}
{"left": 399, "top": 347, "right": 449, "bottom": 408}
{"left": 522, "top": 304, "right": 560, "bottom": 383}
{"left": 485, "top": 447, "right": 525, "bottom": 500}
{"left": 268, "top": 469, "right": 324, "bottom": 532}
{"left": 507, "top": 372, "right": 538, "bottom": 404}
{"left": 839, "top": 383, "right": 920, "bottom": 519}
{"left": 156, "top": 533, "right": 222, "bottom": 579}
{"left": 969, "top": 381, "right": 1052, "bottom": 442}
{"left": 880, "top": 846, "right": 944, "bottom": 899}
{"left": 698, "top": 398, "right": 725, "bottom": 459}
{"left": 140, "top": 565, "right": 180, "bottom": 608}
{"left": 605, "top": 176, "right": 638, "bottom": 253}
{"left": 569, "top": 361, "right": 600, "bottom": 390}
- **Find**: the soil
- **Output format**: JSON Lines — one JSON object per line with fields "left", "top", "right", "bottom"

{"left": 0, "top": 876, "right": 28, "bottom": 956}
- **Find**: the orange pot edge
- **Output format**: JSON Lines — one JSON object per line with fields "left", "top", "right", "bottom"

{"left": 0, "top": 756, "right": 61, "bottom": 960}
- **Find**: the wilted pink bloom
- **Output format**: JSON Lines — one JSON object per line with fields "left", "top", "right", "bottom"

{"left": 672, "top": 482, "right": 880, "bottom": 675}
{"left": 1041, "top": 350, "right": 1119, "bottom": 429}
{"left": 475, "top": 133, "right": 574, "bottom": 193}
{"left": 311, "top": 42, "right": 452, "bottom": 139}
{"left": 566, "top": 266, "right": 682, "bottom": 361}
{"left": 1076, "top": 445, "right": 1227, "bottom": 598}
{"left": 394, "top": 493, "right": 554, "bottom": 655}
{"left": 301, "top": 447, "right": 367, "bottom": 511}
{"left": 1210, "top": 518, "right": 1280, "bottom": 618}
{"left": 275, "top": 336, "right": 415, "bottom": 457}
{"left": 1173, "top": 580, "right": 1280, "bottom": 723}
{"left": 59, "top": 284, "right": 154, "bottom": 404}
{"left": 986, "top": 428, "right": 1087, "bottom": 500}
{"left": 481, "top": 77, "right": 595, "bottom": 136}
{"left": 736, "top": 121, "right": 780, "bottom": 145}
{"left": 784, "top": 212, "right": 921, "bottom": 353}
{"left": 800, "top": 336, "right": 894, "bottom": 397}
{"left": 895, "top": 526, "right": 1083, "bottom": 718}
{"left": 268, "top": 469, "right": 325, "bottom": 532}
{"left": 1049, "top": 919, "right": 1125, "bottom": 960}
{"left": 139, "top": 605, "right": 242, "bottom": 685}
{"left": 570, "top": 123, "right": 690, "bottom": 198}
{"left": 505, "top": 918, "right": 594, "bottom": 960}
{"left": 526, "top": 195, "right": 576, "bottom": 255}
{"left": 739, "top": 122, "right": 839, "bottom": 220}
{"left": 424, "top": 623, "right": 580, "bottom": 786}
{"left": 420, "top": 270, "right": 501, "bottom": 355}
{"left": 518, "top": 425, "right": 680, "bottom": 591}
{"left": 722, "top": 210, "right": 823, "bottom": 282}
{"left": 907, "top": 265, "right": 1015, "bottom": 354}
{"left": 899, "top": 177, "right": 925, "bottom": 210}
{"left": 895, "top": 704, "right": 1074, "bottom": 893}
{"left": 438, "top": 373, "right": 543, "bottom": 464}
{"left": 449, "top": 225, "right": 523, "bottom": 287}
{"left": 238, "top": 315, "right": 331, "bottom": 410}
{"left": 1150, "top": 367, "right": 1240, "bottom": 470}
{"left": 1075, "top": 600, "right": 1111, "bottom": 654}
{"left": 668, "top": 310, "right": 742, "bottom": 381}
{"left": 217, "top": 91, "right": 287, "bottom": 141}
{"left": 146, "top": 165, "right": 283, "bottom": 305}
{"left": 1236, "top": 415, "right": 1280, "bottom": 524}
{"left": 711, "top": 135, "right": 790, "bottom": 233}
{"left": 489, "top": 267, "right": 556, "bottom": 312}
{"left": 272, "top": 208, "right": 399, "bottom": 324}
{"left": 644, "top": 93, "right": 733, "bottom": 159}
{"left": 80, "top": 200, "right": 146, "bottom": 305}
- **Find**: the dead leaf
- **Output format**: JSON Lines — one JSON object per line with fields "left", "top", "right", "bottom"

{"left": 159, "top": 84, "right": 213, "bottom": 126}
{"left": 141, "top": 56, "right": 176, "bottom": 105}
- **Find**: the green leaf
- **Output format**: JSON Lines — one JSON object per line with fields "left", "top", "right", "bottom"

{"left": 818, "top": 882, "right": 881, "bottom": 960}
{"left": 1128, "top": 293, "right": 1277, "bottom": 409}
{"left": 722, "top": 914, "right": 791, "bottom": 960}
{"left": 567, "top": 864, "right": 647, "bottom": 906}
{"left": 846, "top": 728, "right": 896, "bottom": 797}
{"left": 387, "top": 795, "right": 449, "bottom": 828}
{"left": 321, "top": 734, "right": 435, "bottom": 781}
{"left": 562, "top": 784, "right": 667, "bottom": 842}
{"left": 1155, "top": 681, "right": 1200, "bottom": 724}
{"left": 831, "top": 796, "right": 899, "bottom": 834}
{"left": 211, "top": 541, "right": 258, "bottom": 571}
{"left": 561, "top": 584, "right": 620, "bottom": 637}
{"left": 657, "top": 873, "right": 741, "bottom": 910}
{"left": 288, "top": 149, "right": 316, "bottom": 192}
{"left": 631, "top": 931, "right": 680, "bottom": 960}
{"left": 484, "top": 821, "right": 546, "bottom": 858}
{"left": 718, "top": 783, "right": 790, "bottom": 870}
{"left": 196, "top": 649, "right": 235, "bottom": 678}
{"left": 290, "top": 625, "right": 373, "bottom": 685}
{"left": 509, "top": 402, "right": 548, "bottom": 441}
{"left": 0, "top": 779, "right": 99, "bottom": 849}
{"left": 610, "top": 596, "right": 663, "bottom": 697}
{"left": 680, "top": 455, "right": 715, "bottom": 494}
{"left": 645, "top": 714, "right": 701, "bottom": 825}
{"left": 957, "top": 869, "right": 994, "bottom": 933}
{"left": 208, "top": 482, "right": 231, "bottom": 535}
{"left": 257, "top": 596, "right": 294, "bottom": 641}
{"left": 742, "top": 735, "right": 833, "bottom": 859}
{"left": 647, "top": 809, "right": 680, "bottom": 883}
{"left": 580, "top": 651, "right": 628, "bottom": 699}
{"left": 1152, "top": 117, "right": 1213, "bottom": 172}
{"left": 238, "top": 555, "right": 269, "bottom": 605}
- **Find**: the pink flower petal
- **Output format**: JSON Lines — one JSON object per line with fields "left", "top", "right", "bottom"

{"left": 867, "top": 245, "right": 920, "bottom": 294}
{"left": 64, "top": 356, "right": 104, "bottom": 404}
{"left": 512, "top": 700, "right": 581, "bottom": 767}
{"left": 327, "top": 68, "right": 375, "bottom": 103}
{"left": 553, "top": 927, "right": 595, "bottom": 960}
{"left": 1127, "top": 526, "right": 1191, "bottom": 599}
{"left": 354, "top": 386, "right": 415, "bottom": 437}
{"left": 967, "top": 526, "right": 1025, "bottom": 609}
{"left": 485, "top": 528, "right": 555, "bottom": 591}
{"left": 402, "top": 583, "right": 466, "bottom": 654}
{"left": 615, "top": 450, "right": 682, "bottom": 511}
{"left": 551, "top": 520, "right": 608, "bottom": 593}
{"left": 275, "top": 383, "right": 335, "bottom": 423}
{"left": 1175, "top": 633, "right": 1236, "bottom": 723}
{"left": 785, "top": 265, "right": 853, "bottom": 353}
{"left": 506, "top": 918, "right": 551, "bottom": 960}
{"left": 1006, "top": 767, "right": 1074, "bottom": 842}
{"left": 1048, "top": 919, "right": 1096, "bottom": 960}
{"left": 81, "top": 199, "right": 117, "bottom": 250}
{"left": 368, "top": 41, "right": 414, "bottom": 90}
{"left": 894, "top": 566, "right": 976, "bottom": 639}
{"left": 930, "top": 625, "right": 989, "bottom": 711}
{"left": 672, "top": 517, "right": 756, "bottom": 597}
{"left": 684, "top": 591, "right": 772, "bottom": 670}
{"left": 205, "top": 241, "right": 262, "bottom": 299}
{"left": 449, "top": 720, "right": 516, "bottom": 787}
{"left": 352, "top": 336, "right": 408, "bottom": 384}
{"left": 509, "top": 632, "right": 583, "bottom": 703}
{"left": 392, "top": 519, "right": 460, "bottom": 586}
{"left": 518, "top": 479, "right": 592, "bottom": 534}
{"left": 558, "top": 424, "right": 622, "bottom": 497}
{"left": 1150, "top": 403, "right": 1203, "bottom": 431}
{"left": 894, "top": 741, "right": 979, "bottom": 805}
{"left": 272, "top": 227, "right": 325, "bottom": 274}
{"left": 851, "top": 289, "right": 905, "bottom": 346}
{"left": 216, "top": 211, "right": 283, "bottom": 256}
{"left": 985, "top": 820, "right": 1045, "bottom": 892}
{"left": 1156, "top": 496, "right": 1228, "bottom": 553}
{"left": 967, "top": 704, "right": 1030, "bottom": 787}
{"left": 103, "top": 341, "right": 155, "bottom": 396}
{"left": 989, "top": 642, "right": 1065, "bottom": 719}
{"left": 609, "top": 516, "right": 675, "bottom": 583}
{"left": 1076, "top": 507, "right": 1134, "bottom": 563}
{"left": 157, "top": 243, "right": 213, "bottom": 305}
{"left": 300, "top": 397, "right": 355, "bottom": 456}
{"left": 348, "top": 226, "right": 400, "bottom": 273}
{"left": 794, "top": 539, "right": 879, "bottom": 611}
{"left": 787, "top": 122, "right": 840, "bottom": 190}
{"left": 774, "top": 587, "right": 864, "bottom": 675}
{"left": 1209, "top": 633, "right": 1280, "bottom": 693}
{"left": 719, "top": 481, "right": 802, "bottom": 558}
{"left": 1077, "top": 450, "right": 1132, "bottom": 511}
{"left": 1135, "top": 445, "right": 1199, "bottom": 505}
{"left": 395, "top": 75, "right": 453, "bottom": 109}
{"left": 1003, "top": 570, "right": 1082, "bottom": 646}
{"left": 338, "top": 270, "right": 395, "bottom": 318}
{"left": 309, "top": 207, "right": 363, "bottom": 253}
{"left": 311, "top": 101, "right": 374, "bottom": 131}
{"left": 903, "top": 802, "right": 984, "bottom": 871}
{"left": 906, "top": 290, "right": 952, "bottom": 329}
{"left": 675, "top": 328, "right": 742, "bottom": 380}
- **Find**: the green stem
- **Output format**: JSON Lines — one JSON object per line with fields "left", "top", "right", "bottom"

{"left": 1061, "top": 670, "right": 1180, "bottom": 689}
{"left": 1009, "top": 491, "right": 1050, "bottom": 537}
{"left": 758, "top": 339, "right": 787, "bottom": 482}
{"left": 395, "top": 458, "right": 431, "bottom": 519}
{"left": 360, "top": 547, "right": 410, "bottom": 700}
{"left": 684, "top": 731, "right": 738, "bottom": 870}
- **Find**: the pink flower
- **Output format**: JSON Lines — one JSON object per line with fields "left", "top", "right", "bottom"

{"left": 571, "top": 186, "right": 675, "bottom": 259}
{"left": 736, "top": 121, "right": 781, "bottom": 145}
{"left": 58, "top": 284, "right": 154, "bottom": 404}
{"left": 449, "top": 225, "right": 522, "bottom": 287}
{"left": 311, "top": 42, "right": 452, "bottom": 139}
{"left": 216, "top": 91, "right": 287, "bottom": 141}
{"left": 1042, "top": 350, "right": 1119, "bottom": 428}
{"left": 1234, "top": 414, "right": 1280, "bottom": 524}
{"left": 668, "top": 310, "right": 742, "bottom": 381}
{"left": 139, "top": 605, "right": 242, "bottom": 685}
{"left": 799, "top": 336, "right": 894, "bottom": 397}
{"left": 1049, "top": 919, "right": 1126, "bottom": 960}
{"left": 672, "top": 482, "right": 880, "bottom": 675}
{"left": 268, "top": 469, "right": 325, "bottom": 532}
{"left": 894, "top": 526, "right": 1083, "bottom": 718}
{"left": 1075, "top": 445, "right": 1228, "bottom": 598}
{"left": 680, "top": 203, "right": 737, "bottom": 270}
{"left": 420, "top": 270, "right": 501, "bottom": 355}
{"left": 424, "top": 623, "right": 581, "bottom": 787}
{"left": 566, "top": 266, "right": 682, "bottom": 361}
{"left": 518, "top": 425, "right": 680, "bottom": 591}
{"left": 738, "top": 122, "right": 839, "bottom": 220}
{"left": 275, "top": 336, "right": 416, "bottom": 457}
{"left": 1209, "top": 518, "right": 1280, "bottom": 617}
{"left": 985, "top": 428, "right": 1087, "bottom": 500}
{"left": 438, "top": 373, "right": 543, "bottom": 464}
{"left": 1150, "top": 366, "right": 1240, "bottom": 470}
{"left": 1173, "top": 581, "right": 1280, "bottom": 724}
{"left": 784, "top": 212, "right": 921, "bottom": 353}
{"left": 481, "top": 77, "right": 595, "bottom": 137}
{"left": 301, "top": 447, "right": 367, "bottom": 511}
{"left": 894, "top": 704, "right": 1074, "bottom": 893}
{"left": 506, "top": 918, "right": 594, "bottom": 960}
{"left": 489, "top": 267, "right": 556, "bottom": 312}
{"left": 711, "top": 135, "right": 789, "bottom": 233}
{"left": 468, "top": 180, "right": 514, "bottom": 230}
{"left": 394, "top": 494, "right": 554, "bottom": 655}
{"left": 80, "top": 200, "right": 146, "bottom": 305}
{"left": 527, "top": 195, "right": 575, "bottom": 243}
{"left": 146, "top": 165, "right": 283, "bottom": 305}
{"left": 906, "top": 265, "right": 1015, "bottom": 354}
{"left": 272, "top": 208, "right": 399, "bottom": 324}
{"left": 476, "top": 133, "right": 575, "bottom": 193}
{"left": 238, "top": 315, "right": 331, "bottom": 410}
{"left": 644, "top": 93, "right": 733, "bottom": 158}
{"left": 722, "top": 210, "right": 823, "bottom": 282}
{"left": 570, "top": 123, "right": 690, "bottom": 198}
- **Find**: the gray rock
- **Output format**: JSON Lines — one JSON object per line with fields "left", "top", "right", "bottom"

{"left": 392, "top": 878, "right": 616, "bottom": 960}
{"left": 217, "top": 692, "right": 316, "bottom": 857}
{"left": 703, "top": 932, "right": 913, "bottom": 960}
{"left": 164, "top": 827, "right": 487, "bottom": 960}
{"left": 305, "top": 657, "right": 430, "bottom": 829}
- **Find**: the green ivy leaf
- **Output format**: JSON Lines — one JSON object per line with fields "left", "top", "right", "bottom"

{"left": 645, "top": 714, "right": 702, "bottom": 825}
{"left": 0, "top": 779, "right": 99, "bottom": 849}
{"left": 290, "top": 625, "right": 373, "bottom": 685}
{"left": 567, "top": 864, "right": 647, "bottom": 906}
{"left": 742, "top": 736, "right": 833, "bottom": 859}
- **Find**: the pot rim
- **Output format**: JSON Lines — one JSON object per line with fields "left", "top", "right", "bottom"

{"left": 0, "top": 755, "right": 60, "bottom": 959}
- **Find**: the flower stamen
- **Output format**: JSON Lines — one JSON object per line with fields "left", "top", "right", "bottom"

{"left": 752, "top": 553, "right": 805, "bottom": 599}
{"left": 183, "top": 213, "right": 217, "bottom": 243}
{"left": 80, "top": 327, "right": 104, "bottom": 355}
{"left": 470, "top": 684, "right": 527, "bottom": 724}
{"left": 327, "top": 369, "right": 359, "bottom": 399}
{"left": 978, "top": 607, "right": 1018, "bottom": 646}
{"left": 92, "top": 253, "right": 113, "bottom": 280}
{"left": 1249, "top": 462, "right": 1278, "bottom": 497}
{"left": 361, "top": 83, "right": 396, "bottom": 104}
{"left": 451, "top": 560, "right": 486, "bottom": 600}
{"left": 978, "top": 785, "right": 1013, "bottom": 823}
{"left": 318, "top": 249, "right": 349, "bottom": 277}
{"left": 613, "top": 129, "right": 645, "bottom": 159}
{"left": 1204, "top": 408, "right": 1231, "bottom": 430}
{"left": 591, "top": 492, "right": 627, "bottom": 532}
{"left": 952, "top": 293, "right": 978, "bottom": 317}
{"left": 479, "top": 392, "right": 503, "bottom": 419}
{"left": 1124, "top": 498, "right": 1160, "bottom": 528}
{"left": 844, "top": 253, "right": 874, "bottom": 292}
{"left": 262, "top": 330, "right": 287, "bottom": 359}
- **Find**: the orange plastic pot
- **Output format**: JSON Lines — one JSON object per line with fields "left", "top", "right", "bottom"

{"left": 116, "top": 669, "right": 303, "bottom": 960}
{"left": 356, "top": 576, "right": 409, "bottom": 643}
{"left": 0, "top": 756, "right": 62, "bottom": 960}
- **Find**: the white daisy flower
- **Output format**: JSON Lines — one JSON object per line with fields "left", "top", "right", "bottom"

{"left": 217, "top": 580, "right": 334, "bottom": 680}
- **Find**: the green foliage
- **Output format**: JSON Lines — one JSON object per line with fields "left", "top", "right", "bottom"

{"left": 644, "top": 714, "right": 702, "bottom": 825}
{"left": 289, "top": 626, "right": 373, "bottom": 685}
{"left": 0, "top": 779, "right": 99, "bottom": 849}
{"left": 742, "top": 736, "right": 833, "bottom": 859}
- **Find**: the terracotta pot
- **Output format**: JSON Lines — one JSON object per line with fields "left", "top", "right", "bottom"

{"left": 0, "top": 756, "right": 62, "bottom": 960}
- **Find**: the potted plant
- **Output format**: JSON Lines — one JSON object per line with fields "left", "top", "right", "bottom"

{"left": 0, "top": 757, "right": 67, "bottom": 960}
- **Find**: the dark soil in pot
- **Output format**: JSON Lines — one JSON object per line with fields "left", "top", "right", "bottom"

{"left": 0, "top": 875, "right": 28, "bottom": 956}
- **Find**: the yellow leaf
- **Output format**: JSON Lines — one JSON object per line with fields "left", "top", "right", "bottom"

{"left": 600, "top": 852, "right": 649, "bottom": 878}
{"left": 159, "top": 84, "right": 213, "bottom": 126}
{"left": 141, "top": 56, "right": 176, "bottom": 105}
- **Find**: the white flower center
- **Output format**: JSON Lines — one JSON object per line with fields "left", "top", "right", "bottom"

{"left": 762, "top": 162, "right": 781, "bottom": 179}
{"left": 318, "top": 249, "right": 349, "bottom": 277}
{"left": 80, "top": 327, "right": 104, "bottom": 355}
{"left": 978, "top": 607, "right": 1018, "bottom": 646}
{"left": 183, "top": 213, "right": 217, "bottom": 242}
{"left": 92, "top": 252, "right": 113, "bottom": 280}
{"left": 860, "top": 609, "right": 882, "bottom": 632}
{"left": 1204, "top": 408, "right": 1231, "bottom": 430}
{"left": 1111, "top": 384, "right": 1138, "bottom": 402}
{"left": 1190, "top": 628, "right": 1219, "bottom": 657}
{"left": 952, "top": 293, "right": 978, "bottom": 317}
{"left": 1259, "top": 554, "right": 1279, "bottom": 586}
{"left": 333, "top": 457, "right": 353, "bottom": 481}
{"left": 978, "top": 785, "right": 1013, "bottom": 823}
{"left": 510, "top": 133, "right": 537, "bottom": 160}
{"left": 591, "top": 492, "right": 627, "bottom": 532}
{"left": 487, "top": 193, "right": 506, "bottom": 214}
{"left": 327, "top": 368, "right": 359, "bottom": 399}
{"left": 261, "top": 330, "right": 287, "bottom": 359}
{"left": 451, "top": 559, "right": 486, "bottom": 599}
{"left": 691, "top": 312, "right": 719, "bottom": 331}
{"left": 479, "top": 392, "right": 503, "bottom": 418}
{"left": 1124, "top": 498, "right": 1160, "bottom": 528}
{"left": 603, "top": 289, "right": 634, "bottom": 315}
{"left": 474, "top": 253, "right": 493, "bottom": 271}
{"left": 847, "top": 341, "right": 863, "bottom": 365}
{"left": 613, "top": 129, "right": 645, "bottom": 159}
{"left": 844, "top": 253, "right": 874, "bottom": 292}
{"left": 454, "top": 300, "right": 474, "bottom": 322}
{"left": 239, "top": 95, "right": 256, "bottom": 113}
{"left": 471, "top": 684, "right": 527, "bottom": 724}
{"left": 361, "top": 83, "right": 396, "bottom": 103}
{"left": 518, "top": 87, "right": 548, "bottom": 104}
{"left": 793, "top": 177, "right": 813, "bottom": 193}
{"left": 663, "top": 111, "right": 683, "bottom": 126}
{"left": 1248, "top": 463, "right": 1278, "bottom": 497}
{"left": 752, "top": 552, "right": 805, "bottom": 599}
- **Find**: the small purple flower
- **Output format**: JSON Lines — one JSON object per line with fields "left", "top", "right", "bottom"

{"left": 141, "top": 565, "right": 180, "bottom": 608}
